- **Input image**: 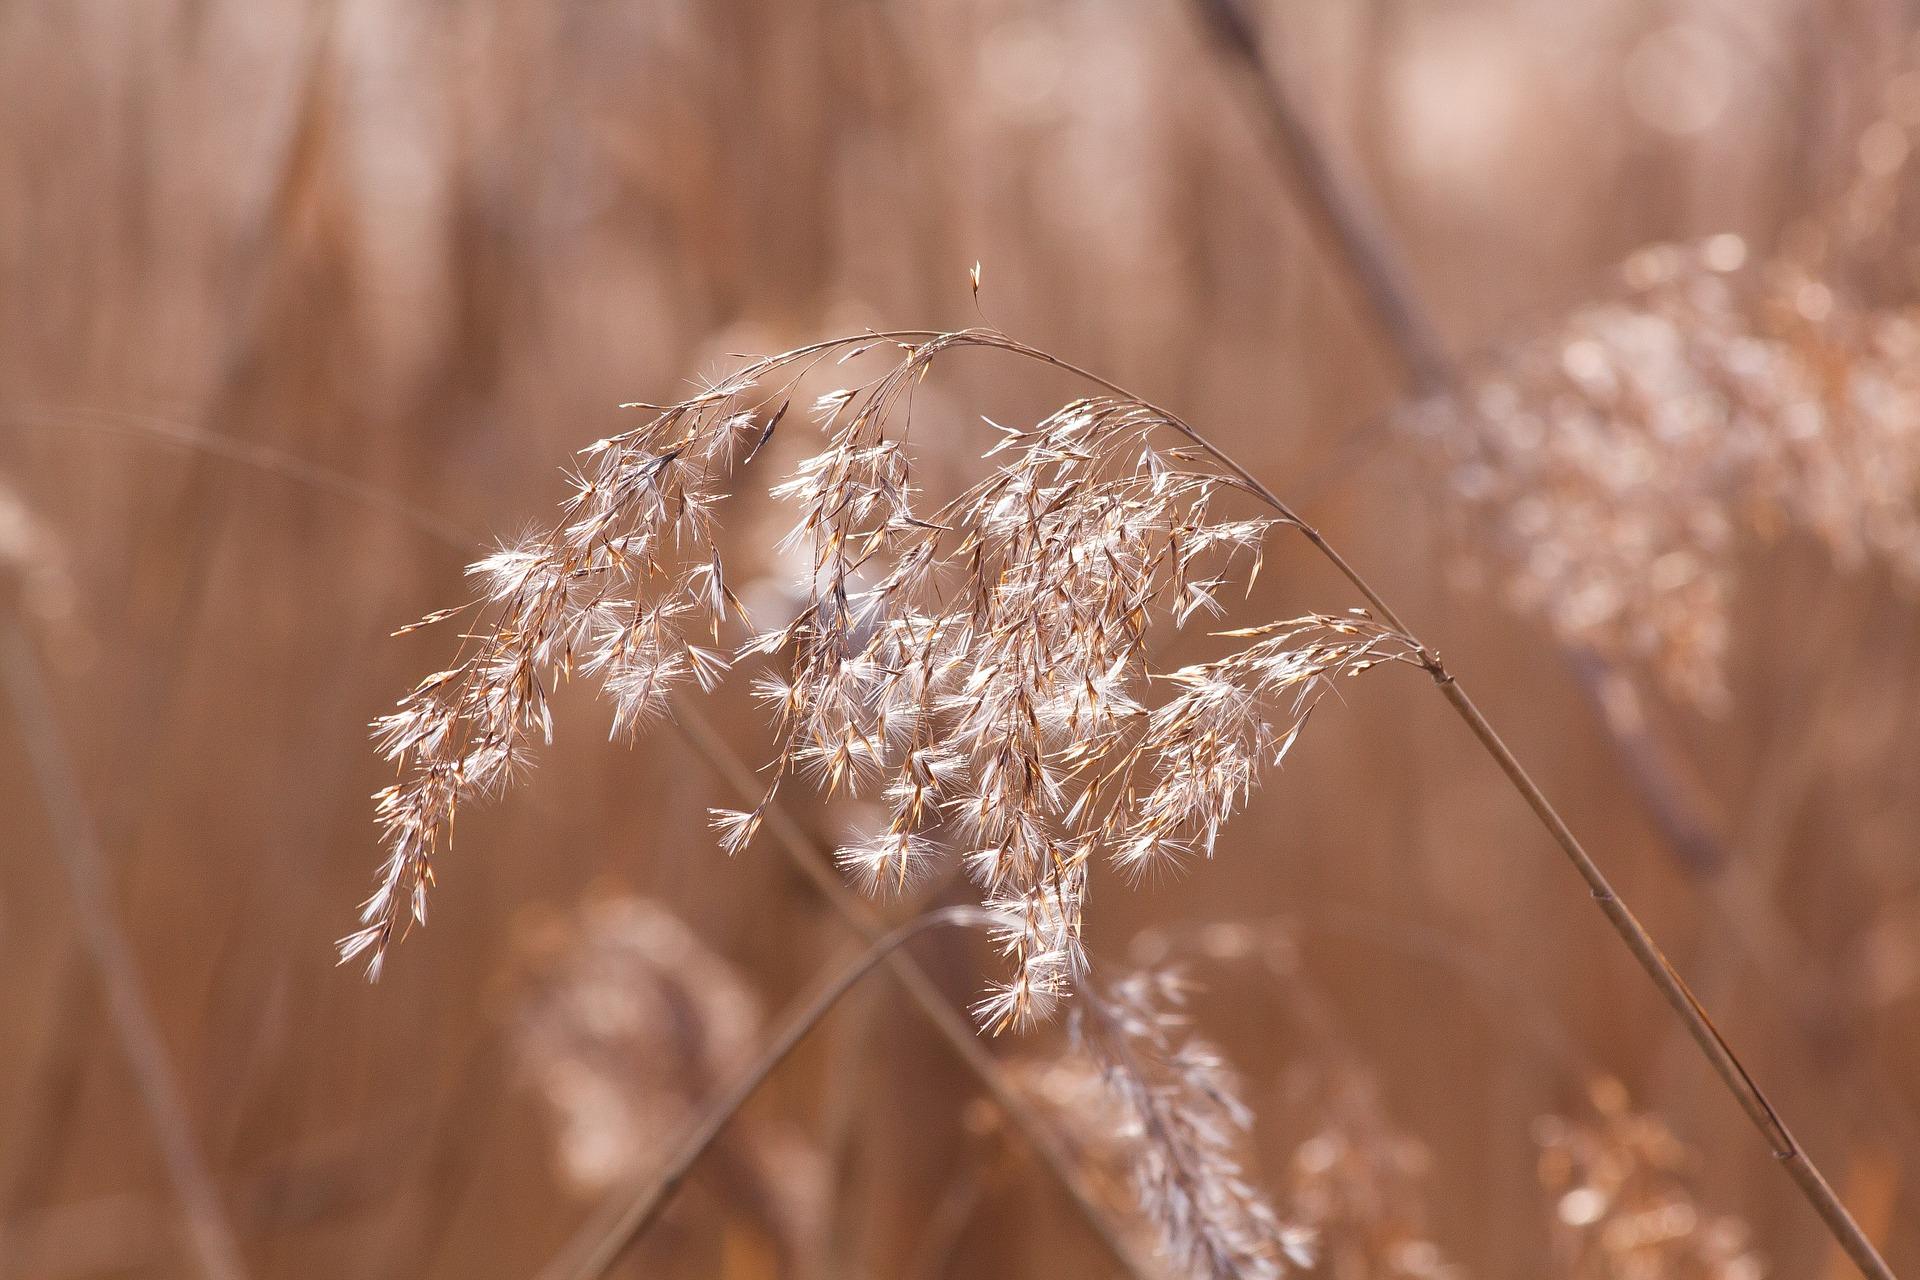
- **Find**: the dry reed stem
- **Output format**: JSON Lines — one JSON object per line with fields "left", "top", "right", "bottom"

{"left": 1188, "top": 0, "right": 1453, "bottom": 395}
{"left": 1182, "top": 6, "right": 1896, "bottom": 1271}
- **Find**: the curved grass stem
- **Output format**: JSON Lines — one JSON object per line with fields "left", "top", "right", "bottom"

{"left": 1025, "top": 333, "right": 1894, "bottom": 1280}
{"left": 1172, "top": 0, "right": 1896, "bottom": 1268}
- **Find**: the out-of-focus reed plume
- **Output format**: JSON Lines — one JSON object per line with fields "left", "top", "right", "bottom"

{"left": 1281, "top": 1068, "right": 1460, "bottom": 1280}
{"left": 1536, "top": 1076, "right": 1766, "bottom": 1280}
{"left": 1410, "top": 237, "right": 1920, "bottom": 710}
{"left": 507, "top": 893, "right": 824, "bottom": 1265}
{"left": 1410, "top": 39, "right": 1920, "bottom": 712}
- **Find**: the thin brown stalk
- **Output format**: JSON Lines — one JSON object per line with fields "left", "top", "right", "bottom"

{"left": 1184, "top": 4, "right": 1894, "bottom": 1273}
{"left": 0, "top": 621, "right": 250, "bottom": 1280}
{"left": 1, "top": 405, "right": 471, "bottom": 549}
{"left": 1188, "top": 0, "right": 1452, "bottom": 395}
{"left": 537, "top": 906, "right": 995, "bottom": 1280}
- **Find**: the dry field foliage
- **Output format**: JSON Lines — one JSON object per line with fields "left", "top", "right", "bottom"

{"left": 4, "top": 1, "right": 1920, "bottom": 1278}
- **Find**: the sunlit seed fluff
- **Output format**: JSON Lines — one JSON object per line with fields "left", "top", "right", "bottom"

{"left": 706, "top": 806, "right": 764, "bottom": 856}
{"left": 834, "top": 829, "right": 936, "bottom": 894}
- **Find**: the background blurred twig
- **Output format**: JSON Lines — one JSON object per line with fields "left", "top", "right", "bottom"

{"left": 0, "top": 621, "right": 250, "bottom": 1280}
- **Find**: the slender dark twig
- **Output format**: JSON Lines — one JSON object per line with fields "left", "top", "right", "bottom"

{"left": 1188, "top": 0, "right": 1451, "bottom": 393}
{"left": 539, "top": 907, "right": 996, "bottom": 1280}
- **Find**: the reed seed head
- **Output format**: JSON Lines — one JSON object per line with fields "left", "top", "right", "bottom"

{"left": 350, "top": 330, "right": 1416, "bottom": 1029}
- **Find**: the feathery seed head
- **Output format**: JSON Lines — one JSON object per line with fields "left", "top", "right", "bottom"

{"left": 351, "top": 332, "right": 1414, "bottom": 1031}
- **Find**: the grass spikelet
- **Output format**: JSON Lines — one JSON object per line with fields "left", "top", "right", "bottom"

{"left": 1074, "top": 969, "right": 1316, "bottom": 1280}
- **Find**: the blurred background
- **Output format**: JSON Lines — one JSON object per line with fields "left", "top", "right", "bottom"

{"left": 3, "top": 0, "right": 1919, "bottom": 1276}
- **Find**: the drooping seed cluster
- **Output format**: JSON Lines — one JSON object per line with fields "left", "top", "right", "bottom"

{"left": 351, "top": 330, "right": 1415, "bottom": 1026}
{"left": 1410, "top": 239, "right": 1920, "bottom": 709}
{"left": 733, "top": 380, "right": 1296, "bottom": 1029}
{"left": 1114, "top": 619, "right": 1416, "bottom": 878}
{"left": 346, "top": 358, "right": 779, "bottom": 975}
{"left": 1535, "top": 1076, "right": 1765, "bottom": 1280}
{"left": 1073, "top": 969, "right": 1316, "bottom": 1280}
